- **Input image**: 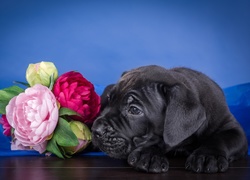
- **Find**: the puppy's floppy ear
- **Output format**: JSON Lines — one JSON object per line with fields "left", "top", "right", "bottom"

{"left": 100, "top": 84, "right": 115, "bottom": 111}
{"left": 163, "top": 84, "right": 206, "bottom": 148}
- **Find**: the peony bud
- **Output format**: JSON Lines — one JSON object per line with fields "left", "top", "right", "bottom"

{"left": 26, "top": 61, "right": 58, "bottom": 87}
{"left": 63, "top": 121, "right": 92, "bottom": 155}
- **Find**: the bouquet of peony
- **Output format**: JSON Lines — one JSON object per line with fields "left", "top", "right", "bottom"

{"left": 0, "top": 61, "right": 101, "bottom": 158}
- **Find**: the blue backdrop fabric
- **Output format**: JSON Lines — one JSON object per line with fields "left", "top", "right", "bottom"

{"left": 0, "top": 83, "right": 250, "bottom": 156}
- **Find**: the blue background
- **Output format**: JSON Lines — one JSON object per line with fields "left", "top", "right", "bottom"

{"left": 0, "top": 0, "right": 250, "bottom": 89}
{"left": 0, "top": 0, "right": 250, "bottom": 156}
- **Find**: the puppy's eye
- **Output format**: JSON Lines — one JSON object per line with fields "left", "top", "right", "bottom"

{"left": 128, "top": 106, "right": 142, "bottom": 115}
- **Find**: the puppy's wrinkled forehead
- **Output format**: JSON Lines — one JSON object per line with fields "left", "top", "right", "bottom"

{"left": 117, "top": 69, "right": 143, "bottom": 93}
{"left": 113, "top": 65, "right": 174, "bottom": 96}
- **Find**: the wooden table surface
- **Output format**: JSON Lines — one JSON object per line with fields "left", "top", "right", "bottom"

{"left": 0, "top": 155, "right": 250, "bottom": 180}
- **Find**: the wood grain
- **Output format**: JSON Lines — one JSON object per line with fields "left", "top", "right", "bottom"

{"left": 0, "top": 156, "right": 250, "bottom": 179}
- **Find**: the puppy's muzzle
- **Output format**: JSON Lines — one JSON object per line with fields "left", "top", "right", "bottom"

{"left": 92, "top": 120, "right": 108, "bottom": 138}
{"left": 91, "top": 117, "right": 130, "bottom": 159}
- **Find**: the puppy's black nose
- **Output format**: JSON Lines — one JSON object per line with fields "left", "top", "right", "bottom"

{"left": 92, "top": 122, "right": 106, "bottom": 138}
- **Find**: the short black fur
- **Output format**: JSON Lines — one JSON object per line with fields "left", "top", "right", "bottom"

{"left": 92, "top": 65, "right": 248, "bottom": 173}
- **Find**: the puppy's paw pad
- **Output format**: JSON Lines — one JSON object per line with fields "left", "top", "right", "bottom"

{"left": 217, "top": 156, "right": 229, "bottom": 172}
{"left": 136, "top": 153, "right": 152, "bottom": 171}
{"left": 185, "top": 154, "right": 229, "bottom": 173}
{"left": 127, "top": 151, "right": 140, "bottom": 166}
{"left": 128, "top": 151, "right": 169, "bottom": 173}
{"left": 149, "top": 156, "right": 169, "bottom": 173}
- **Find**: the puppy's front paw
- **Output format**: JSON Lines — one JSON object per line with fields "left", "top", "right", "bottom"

{"left": 127, "top": 150, "right": 169, "bottom": 173}
{"left": 185, "top": 152, "right": 229, "bottom": 173}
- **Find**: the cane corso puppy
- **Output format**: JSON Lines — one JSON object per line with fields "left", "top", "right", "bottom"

{"left": 92, "top": 65, "right": 248, "bottom": 173}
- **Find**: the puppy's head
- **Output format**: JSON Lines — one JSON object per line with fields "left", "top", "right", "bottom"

{"left": 91, "top": 65, "right": 205, "bottom": 159}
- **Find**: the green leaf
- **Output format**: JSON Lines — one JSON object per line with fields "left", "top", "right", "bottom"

{"left": 13, "top": 81, "right": 30, "bottom": 87}
{"left": 0, "top": 86, "right": 24, "bottom": 100}
{"left": 0, "top": 86, "right": 24, "bottom": 114}
{"left": 0, "top": 101, "right": 8, "bottom": 115}
{"left": 48, "top": 73, "right": 55, "bottom": 90}
{"left": 55, "top": 118, "right": 79, "bottom": 146}
{"left": 46, "top": 138, "right": 64, "bottom": 159}
{"left": 46, "top": 117, "right": 79, "bottom": 159}
{"left": 59, "top": 107, "right": 81, "bottom": 117}
{"left": 60, "top": 147, "right": 73, "bottom": 158}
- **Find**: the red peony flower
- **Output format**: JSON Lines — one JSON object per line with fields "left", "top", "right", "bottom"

{"left": 0, "top": 115, "right": 11, "bottom": 136}
{"left": 53, "top": 71, "right": 101, "bottom": 125}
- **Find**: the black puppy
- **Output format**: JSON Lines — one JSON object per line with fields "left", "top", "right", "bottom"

{"left": 92, "top": 65, "right": 248, "bottom": 173}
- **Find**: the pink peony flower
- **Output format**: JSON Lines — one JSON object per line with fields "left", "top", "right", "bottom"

{"left": 6, "top": 84, "right": 59, "bottom": 153}
{"left": 53, "top": 71, "right": 101, "bottom": 125}
{"left": 10, "top": 138, "right": 48, "bottom": 153}
{"left": 0, "top": 115, "right": 11, "bottom": 136}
